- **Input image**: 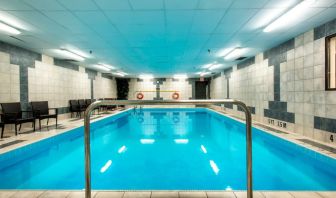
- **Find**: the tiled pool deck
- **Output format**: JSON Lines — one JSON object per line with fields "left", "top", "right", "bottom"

{"left": 0, "top": 107, "right": 336, "bottom": 198}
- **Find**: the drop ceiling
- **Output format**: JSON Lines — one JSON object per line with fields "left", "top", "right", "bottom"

{"left": 0, "top": 0, "right": 335, "bottom": 77}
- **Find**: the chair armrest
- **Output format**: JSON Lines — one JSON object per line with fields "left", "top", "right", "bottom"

{"left": 49, "top": 108, "right": 58, "bottom": 115}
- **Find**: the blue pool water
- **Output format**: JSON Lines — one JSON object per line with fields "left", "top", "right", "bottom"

{"left": 0, "top": 108, "right": 336, "bottom": 190}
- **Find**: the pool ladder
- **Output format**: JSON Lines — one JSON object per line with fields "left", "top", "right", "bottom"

{"left": 84, "top": 100, "right": 253, "bottom": 198}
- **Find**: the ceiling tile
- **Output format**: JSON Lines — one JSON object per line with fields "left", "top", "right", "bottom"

{"left": 93, "top": 0, "right": 131, "bottom": 10}
{"left": 57, "top": 0, "right": 99, "bottom": 11}
{"left": 23, "top": 0, "right": 65, "bottom": 11}
{"left": 231, "top": 0, "right": 269, "bottom": 8}
{"left": 0, "top": 0, "right": 33, "bottom": 11}
{"left": 215, "top": 9, "right": 258, "bottom": 33}
{"left": 129, "top": 0, "right": 164, "bottom": 10}
{"left": 164, "top": 0, "right": 199, "bottom": 10}
{"left": 190, "top": 10, "right": 225, "bottom": 33}
{"left": 198, "top": 0, "right": 234, "bottom": 9}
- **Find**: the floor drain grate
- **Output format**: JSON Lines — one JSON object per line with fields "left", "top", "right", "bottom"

{"left": 0, "top": 140, "right": 26, "bottom": 149}
{"left": 298, "top": 139, "right": 336, "bottom": 154}
{"left": 254, "top": 123, "right": 289, "bottom": 134}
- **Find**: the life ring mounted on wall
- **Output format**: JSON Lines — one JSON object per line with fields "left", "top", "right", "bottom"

{"left": 136, "top": 92, "right": 144, "bottom": 100}
{"left": 172, "top": 92, "right": 179, "bottom": 100}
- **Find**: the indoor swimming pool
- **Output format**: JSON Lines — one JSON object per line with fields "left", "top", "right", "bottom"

{"left": 0, "top": 108, "right": 335, "bottom": 190}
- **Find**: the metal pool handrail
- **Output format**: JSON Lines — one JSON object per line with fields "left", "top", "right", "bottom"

{"left": 84, "top": 99, "right": 253, "bottom": 198}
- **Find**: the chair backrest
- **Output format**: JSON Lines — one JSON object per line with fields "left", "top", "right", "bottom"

{"left": 69, "top": 100, "right": 79, "bottom": 111}
{"left": 85, "top": 99, "right": 92, "bottom": 106}
{"left": 78, "top": 99, "right": 86, "bottom": 107}
{"left": 31, "top": 101, "right": 49, "bottom": 115}
{"left": 0, "top": 102, "right": 22, "bottom": 120}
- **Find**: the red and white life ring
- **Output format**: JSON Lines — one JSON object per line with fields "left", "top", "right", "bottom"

{"left": 136, "top": 92, "right": 144, "bottom": 100}
{"left": 172, "top": 92, "right": 179, "bottom": 100}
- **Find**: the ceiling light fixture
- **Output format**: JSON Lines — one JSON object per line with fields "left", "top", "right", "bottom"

{"left": 112, "top": 71, "right": 127, "bottom": 77}
{"left": 263, "top": 0, "right": 316, "bottom": 33}
{"left": 55, "top": 49, "right": 85, "bottom": 61}
{"left": 94, "top": 64, "right": 111, "bottom": 71}
{"left": 0, "top": 21, "right": 20, "bottom": 35}
{"left": 200, "top": 72, "right": 211, "bottom": 77}
{"left": 217, "top": 48, "right": 234, "bottom": 57}
{"left": 139, "top": 74, "right": 154, "bottom": 80}
{"left": 173, "top": 74, "right": 188, "bottom": 79}
{"left": 201, "top": 63, "right": 213, "bottom": 69}
{"left": 209, "top": 64, "right": 223, "bottom": 71}
{"left": 99, "top": 63, "right": 116, "bottom": 70}
{"left": 224, "top": 48, "right": 248, "bottom": 61}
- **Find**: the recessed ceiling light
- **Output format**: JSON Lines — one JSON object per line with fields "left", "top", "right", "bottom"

{"left": 200, "top": 72, "right": 211, "bottom": 77}
{"left": 217, "top": 48, "right": 234, "bottom": 57}
{"left": 139, "top": 74, "right": 154, "bottom": 80}
{"left": 173, "top": 74, "right": 187, "bottom": 79}
{"left": 263, "top": 0, "right": 316, "bottom": 33}
{"left": 99, "top": 63, "right": 116, "bottom": 70}
{"left": 0, "top": 22, "right": 20, "bottom": 35}
{"left": 224, "top": 48, "right": 248, "bottom": 61}
{"left": 209, "top": 64, "right": 223, "bottom": 71}
{"left": 94, "top": 64, "right": 111, "bottom": 71}
{"left": 54, "top": 49, "right": 85, "bottom": 61}
{"left": 112, "top": 71, "right": 127, "bottom": 77}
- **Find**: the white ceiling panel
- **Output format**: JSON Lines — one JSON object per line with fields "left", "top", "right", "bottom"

{"left": 215, "top": 9, "right": 258, "bottom": 34}
{"left": 93, "top": 0, "right": 131, "bottom": 10}
{"left": 23, "top": 0, "right": 65, "bottom": 11}
{"left": 198, "top": 0, "right": 234, "bottom": 9}
{"left": 129, "top": 0, "right": 164, "bottom": 10}
{"left": 164, "top": 0, "right": 199, "bottom": 10}
{"left": 0, "top": 0, "right": 335, "bottom": 77}
{"left": 57, "top": 0, "right": 99, "bottom": 11}
{"left": 190, "top": 10, "right": 225, "bottom": 34}
{"left": 231, "top": 0, "right": 269, "bottom": 8}
{"left": 0, "top": 0, "right": 34, "bottom": 11}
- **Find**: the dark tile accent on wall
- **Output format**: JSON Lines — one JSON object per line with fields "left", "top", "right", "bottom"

{"left": 85, "top": 68, "right": 97, "bottom": 80}
{"left": 314, "top": 116, "right": 336, "bottom": 133}
{"left": 0, "top": 41, "right": 42, "bottom": 110}
{"left": 314, "top": 18, "right": 336, "bottom": 40}
{"left": 57, "top": 107, "right": 70, "bottom": 114}
{"left": 137, "top": 78, "right": 143, "bottom": 82}
{"left": 224, "top": 67, "right": 232, "bottom": 75}
{"left": 101, "top": 73, "right": 114, "bottom": 80}
{"left": 237, "top": 57, "right": 255, "bottom": 70}
{"left": 264, "top": 109, "right": 295, "bottom": 123}
{"left": 19, "top": 66, "right": 29, "bottom": 110}
{"left": 153, "top": 79, "right": 164, "bottom": 100}
{"left": 212, "top": 73, "right": 221, "bottom": 79}
{"left": 54, "top": 59, "right": 79, "bottom": 71}
{"left": 263, "top": 38, "right": 295, "bottom": 123}
{"left": 237, "top": 106, "right": 256, "bottom": 114}
{"left": 0, "top": 41, "right": 42, "bottom": 68}
{"left": 224, "top": 103, "right": 233, "bottom": 109}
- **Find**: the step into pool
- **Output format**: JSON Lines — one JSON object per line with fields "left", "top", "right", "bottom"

{"left": 0, "top": 108, "right": 335, "bottom": 190}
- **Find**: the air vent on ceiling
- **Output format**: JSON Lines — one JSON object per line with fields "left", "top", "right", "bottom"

{"left": 235, "top": 56, "right": 247, "bottom": 61}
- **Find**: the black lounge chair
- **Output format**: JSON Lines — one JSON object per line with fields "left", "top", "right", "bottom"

{"left": 0, "top": 115, "right": 4, "bottom": 138}
{"left": 69, "top": 100, "right": 84, "bottom": 118}
{"left": 78, "top": 99, "right": 87, "bottom": 109}
{"left": 31, "top": 101, "right": 58, "bottom": 130}
{"left": 0, "top": 102, "right": 35, "bottom": 136}
{"left": 85, "top": 99, "right": 92, "bottom": 107}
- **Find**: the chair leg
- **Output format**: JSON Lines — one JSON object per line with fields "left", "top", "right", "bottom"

{"left": 15, "top": 124, "right": 18, "bottom": 136}
{"left": 1, "top": 126, "right": 4, "bottom": 139}
{"left": 47, "top": 118, "right": 49, "bottom": 125}
{"left": 39, "top": 119, "right": 42, "bottom": 130}
{"left": 19, "top": 124, "right": 22, "bottom": 131}
{"left": 56, "top": 118, "right": 58, "bottom": 129}
{"left": 33, "top": 121, "right": 35, "bottom": 131}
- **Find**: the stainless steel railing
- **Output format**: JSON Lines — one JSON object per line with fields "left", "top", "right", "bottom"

{"left": 84, "top": 99, "right": 253, "bottom": 198}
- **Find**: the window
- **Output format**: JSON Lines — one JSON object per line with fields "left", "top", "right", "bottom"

{"left": 326, "top": 34, "right": 336, "bottom": 90}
